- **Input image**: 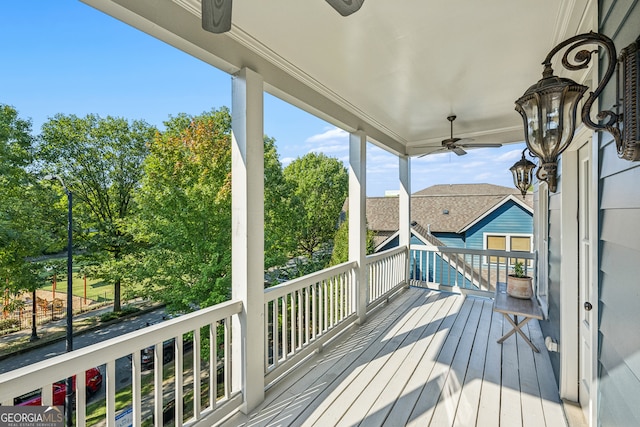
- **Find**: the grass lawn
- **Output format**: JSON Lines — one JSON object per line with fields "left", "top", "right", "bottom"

{"left": 40, "top": 271, "right": 113, "bottom": 303}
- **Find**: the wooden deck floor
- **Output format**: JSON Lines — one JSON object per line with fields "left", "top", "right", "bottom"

{"left": 221, "top": 287, "right": 567, "bottom": 427}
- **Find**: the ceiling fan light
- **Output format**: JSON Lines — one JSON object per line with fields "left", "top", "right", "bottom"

{"left": 202, "top": 0, "right": 232, "bottom": 33}
{"left": 326, "top": 0, "right": 365, "bottom": 16}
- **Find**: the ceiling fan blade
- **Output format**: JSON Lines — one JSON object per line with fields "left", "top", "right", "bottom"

{"left": 417, "top": 147, "right": 447, "bottom": 158}
{"left": 326, "top": 0, "right": 365, "bottom": 16}
{"left": 202, "top": 0, "right": 232, "bottom": 33}
{"left": 453, "top": 147, "right": 468, "bottom": 156}
{"left": 458, "top": 143, "right": 503, "bottom": 148}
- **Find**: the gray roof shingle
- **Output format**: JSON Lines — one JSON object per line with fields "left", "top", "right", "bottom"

{"left": 364, "top": 183, "right": 532, "bottom": 235}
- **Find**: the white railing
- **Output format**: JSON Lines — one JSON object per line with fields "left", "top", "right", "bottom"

{"left": 409, "top": 245, "right": 536, "bottom": 296}
{"left": 0, "top": 300, "right": 242, "bottom": 427}
{"left": 366, "top": 246, "right": 408, "bottom": 307}
{"left": 263, "top": 247, "right": 409, "bottom": 386}
{"left": 0, "top": 249, "right": 410, "bottom": 426}
{"left": 263, "top": 261, "right": 357, "bottom": 385}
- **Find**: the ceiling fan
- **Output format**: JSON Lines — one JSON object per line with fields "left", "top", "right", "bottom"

{"left": 418, "top": 115, "right": 503, "bottom": 156}
{"left": 202, "top": 0, "right": 365, "bottom": 33}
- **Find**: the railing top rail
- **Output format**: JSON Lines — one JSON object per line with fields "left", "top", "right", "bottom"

{"left": 0, "top": 299, "right": 243, "bottom": 402}
{"left": 365, "top": 246, "right": 406, "bottom": 264}
{"left": 409, "top": 245, "right": 535, "bottom": 259}
{"left": 264, "top": 261, "right": 357, "bottom": 302}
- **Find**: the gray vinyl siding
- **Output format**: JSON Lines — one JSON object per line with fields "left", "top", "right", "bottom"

{"left": 540, "top": 168, "right": 563, "bottom": 383}
{"left": 597, "top": 1, "right": 640, "bottom": 426}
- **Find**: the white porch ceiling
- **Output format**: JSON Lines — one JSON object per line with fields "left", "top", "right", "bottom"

{"left": 82, "top": 0, "right": 595, "bottom": 157}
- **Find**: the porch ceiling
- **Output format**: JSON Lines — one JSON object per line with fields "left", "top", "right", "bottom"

{"left": 82, "top": 0, "right": 594, "bottom": 156}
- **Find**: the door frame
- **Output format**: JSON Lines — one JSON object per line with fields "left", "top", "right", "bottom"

{"left": 558, "top": 125, "right": 598, "bottom": 426}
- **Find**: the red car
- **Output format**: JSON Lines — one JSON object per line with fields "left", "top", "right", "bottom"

{"left": 14, "top": 367, "right": 103, "bottom": 406}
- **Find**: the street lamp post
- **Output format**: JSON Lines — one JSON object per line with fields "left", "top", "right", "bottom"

{"left": 30, "top": 289, "right": 38, "bottom": 341}
{"left": 44, "top": 174, "right": 73, "bottom": 427}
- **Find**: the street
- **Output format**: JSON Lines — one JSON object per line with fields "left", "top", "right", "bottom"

{"left": 1, "top": 307, "right": 168, "bottom": 409}
{"left": 1, "top": 306, "right": 213, "bottom": 425}
{"left": 0, "top": 307, "right": 167, "bottom": 374}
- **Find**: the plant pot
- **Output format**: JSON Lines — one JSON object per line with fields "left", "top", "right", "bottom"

{"left": 506, "top": 275, "right": 533, "bottom": 299}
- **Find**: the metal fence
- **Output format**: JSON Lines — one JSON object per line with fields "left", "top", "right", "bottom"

{"left": 0, "top": 292, "right": 114, "bottom": 335}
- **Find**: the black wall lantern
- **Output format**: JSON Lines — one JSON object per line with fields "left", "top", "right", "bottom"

{"left": 510, "top": 149, "right": 536, "bottom": 198}
{"left": 515, "top": 32, "right": 639, "bottom": 192}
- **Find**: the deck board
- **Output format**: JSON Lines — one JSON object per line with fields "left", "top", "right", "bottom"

{"left": 362, "top": 293, "right": 452, "bottom": 427}
{"left": 428, "top": 298, "right": 484, "bottom": 427}
{"left": 501, "top": 308, "right": 523, "bottom": 427}
{"left": 220, "top": 288, "right": 567, "bottom": 427}
{"left": 380, "top": 292, "right": 461, "bottom": 427}
{"left": 452, "top": 299, "right": 492, "bottom": 427}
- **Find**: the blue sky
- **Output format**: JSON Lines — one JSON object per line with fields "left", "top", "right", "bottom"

{"left": 1, "top": 1, "right": 526, "bottom": 196}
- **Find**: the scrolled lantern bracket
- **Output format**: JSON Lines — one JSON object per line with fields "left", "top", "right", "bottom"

{"left": 515, "top": 32, "right": 640, "bottom": 192}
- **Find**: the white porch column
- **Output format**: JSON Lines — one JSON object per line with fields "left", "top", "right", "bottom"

{"left": 231, "top": 67, "right": 265, "bottom": 413}
{"left": 349, "top": 131, "right": 367, "bottom": 324}
{"left": 399, "top": 155, "right": 411, "bottom": 284}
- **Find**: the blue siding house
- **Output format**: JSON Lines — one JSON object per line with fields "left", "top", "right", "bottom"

{"left": 367, "top": 184, "right": 533, "bottom": 287}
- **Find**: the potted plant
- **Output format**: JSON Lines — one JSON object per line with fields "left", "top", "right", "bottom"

{"left": 507, "top": 261, "right": 533, "bottom": 299}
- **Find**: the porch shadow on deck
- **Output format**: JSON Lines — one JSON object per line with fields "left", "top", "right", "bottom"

{"left": 220, "top": 287, "right": 567, "bottom": 427}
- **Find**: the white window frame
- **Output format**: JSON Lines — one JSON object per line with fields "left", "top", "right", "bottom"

{"left": 482, "top": 232, "right": 534, "bottom": 266}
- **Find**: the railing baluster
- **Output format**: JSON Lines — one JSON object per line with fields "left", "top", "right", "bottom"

{"left": 76, "top": 368, "right": 87, "bottom": 427}
{"left": 312, "top": 284, "right": 317, "bottom": 340}
{"left": 132, "top": 349, "right": 141, "bottom": 427}
{"left": 264, "top": 301, "right": 269, "bottom": 371}
{"left": 304, "top": 286, "right": 312, "bottom": 343}
{"left": 290, "top": 291, "right": 295, "bottom": 354}
{"left": 210, "top": 322, "right": 217, "bottom": 410}
{"left": 175, "top": 335, "right": 184, "bottom": 426}
{"left": 193, "top": 327, "right": 201, "bottom": 421}
{"left": 41, "top": 382, "right": 52, "bottom": 406}
{"left": 224, "top": 316, "right": 231, "bottom": 399}
{"left": 106, "top": 360, "right": 116, "bottom": 427}
{"left": 343, "top": 273, "right": 348, "bottom": 317}
{"left": 272, "top": 300, "right": 278, "bottom": 369}
{"left": 297, "top": 289, "right": 303, "bottom": 349}
{"left": 154, "top": 342, "right": 163, "bottom": 426}
{"left": 282, "top": 296, "right": 288, "bottom": 359}
{"left": 329, "top": 277, "right": 334, "bottom": 328}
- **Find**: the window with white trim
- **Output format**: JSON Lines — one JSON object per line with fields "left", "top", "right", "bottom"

{"left": 483, "top": 232, "right": 533, "bottom": 266}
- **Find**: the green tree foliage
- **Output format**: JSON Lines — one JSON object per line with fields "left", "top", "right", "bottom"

{"left": 283, "top": 153, "right": 349, "bottom": 259}
{"left": 329, "top": 214, "right": 376, "bottom": 266}
{"left": 263, "top": 136, "right": 297, "bottom": 269}
{"left": 131, "top": 108, "right": 232, "bottom": 312}
{"left": 38, "top": 114, "right": 155, "bottom": 311}
{"left": 0, "top": 105, "right": 56, "bottom": 299}
{"left": 131, "top": 107, "right": 292, "bottom": 312}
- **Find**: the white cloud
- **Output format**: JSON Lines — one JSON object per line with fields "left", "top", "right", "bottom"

{"left": 461, "top": 160, "right": 497, "bottom": 171}
{"left": 473, "top": 172, "right": 495, "bottom": 181}
{"left": 305, "top": 127, "right": 348, "bottom": 143}
{"left": 281, "top": 156, "right": 295, "bottom": 167}
{"left": 309, "top": 144, "right": 347, "bottom": 155}
{"left": 495, "top": 147, "right": 526, "bottom": 162}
